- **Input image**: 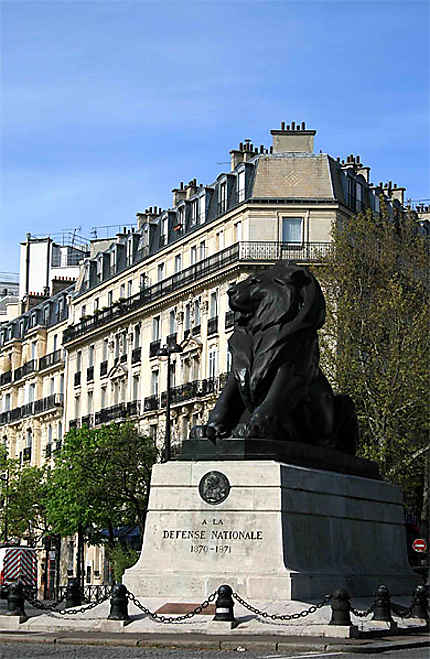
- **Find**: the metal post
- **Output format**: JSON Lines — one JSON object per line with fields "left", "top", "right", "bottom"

{"left": 3, "top": 469, "right": 9, "bottom": 543}
{"left": 165, "top": 351, "right": 171, "bottom": 462}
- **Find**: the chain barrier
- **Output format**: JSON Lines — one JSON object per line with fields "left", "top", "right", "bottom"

{"left": 25, "top": 591, "right": 111, "bottom": 616}
{"left": 232, "top": 591, "right": 331, "bottom": 621}
{"left": 126, "top": 590, "right": 217, "bottom": 623}
{"left": 351, "top": 604, "right": 374, "bottom": 618}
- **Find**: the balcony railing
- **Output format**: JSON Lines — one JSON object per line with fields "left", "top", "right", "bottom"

{"left": 81, "top": 414, "right": 94, "bottom": 428}
{"left": 183, "top": 328, "right": 191, "bottom": 340}
{"left": 39, "top": 349, "right": 62, "bottom": 371}
{"left": 100, "top": 360, "right": 108, "bottom": 377}
{"left": 34, "top": 393, "right": 64, "bottom": 414}
{"left": 131, "top": 347, "right": 141, "bottom": 364}
{"left": 63, "top": 241, "right": 330, "bottom": 343}
{"left": 95, "top": 403, "right": 127, "bottom": 425}
{"left": 0, "top": 371, "right": 12, "bottom": 386}
{"left": 74, "top": 371, "right": 81, "bottom": 387}
{"left": 207, "top": 316, "right": 218, "bottom": 336}
{"left": 87, "top": 366, "right": 94, "bottom": 382}
{"left": 160, "top": 377, "right": 218, "bottom": 408}
{"left": 149, "top": 340, "right": 161, "bottom": 358}
{"left": 69, "top": 419, "right": 80, "bottom": 430}
{"left": 14, "top": 360, "right": 36, "bottom": 382}
{"left": 127, "top": 400, "right": 140, "bottom": 416}
{"left": 120, "top": 353, "right": 127, "bottom": 364}
{"left": 143, "top": 395, "right": 159, "bottom": 412}
{"left": 192, "top": 325, "right": 201, "bottom": 336}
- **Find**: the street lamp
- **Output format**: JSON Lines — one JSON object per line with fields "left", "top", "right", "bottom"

{"left": 157, "top": 342, "right": 183, "bottom": 462}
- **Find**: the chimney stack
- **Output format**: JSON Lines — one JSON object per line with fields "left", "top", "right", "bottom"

{"left": 270, "top": 120, "right": 316, "bottom": 153}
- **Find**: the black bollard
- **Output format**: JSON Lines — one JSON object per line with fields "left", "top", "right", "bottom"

{"left": 5, "top": 581, "right": 26, "bottom": 617}
{"left": 329, "top": 588, "right": 352, "bottom": 626}
{"left": 410, "top": 584, "right": 429, "bottom": 620}
{"left": 372, "top": 584, "right": 393, "bottom": 622}
{"left": 64, "top": 577, "right": 82, "bottom": 609}
{"left": 213, "top": 584, "right": 235, "bottom": 622}
{"left": 108, "top": 583, "right": 129, "bottom": 621}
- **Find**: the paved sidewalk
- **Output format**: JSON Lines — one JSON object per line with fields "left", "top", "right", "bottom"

{"left": 0, "top": 628, "right": 429, "bottom": 653}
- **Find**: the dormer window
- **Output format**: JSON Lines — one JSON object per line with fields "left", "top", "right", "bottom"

{"left": 127, "top": 237, "right": 134, "bottom": 265}
{"left": 96, "top": 257, "right": 103, "bottom": 282}
{"left": 237, "top": 170, "right": 246, "bottom": 203}
{"left": 84, "top": 265, "right": 90, "bottom": 288}
{"left": 110, "top": 249, "right": 116, "bottom": 275}
{"left": 190, "top": 200, "right": 198, "bottom": 226}
{"left": 8, "top": 326, "right": 13, "bottom": 340}
{"left": 56, "top": 298, "right": 64, "bottom": 321}
{"left": 218, "top": 181, "right": 227, "bottom": 214}
{"left": 198, "top": 194, "right": 205, "bottom": 224}
{"left": 31, "top": 313, "right": 37, "bottom": 328}
{"left": 19, "top": 321, "right": 24, "bottom": 337}
{"left": 160, "top": 217, "right": 168, "bottom": 246}
{"left": 174, "top": 207, "right": 185, "bottom": 232}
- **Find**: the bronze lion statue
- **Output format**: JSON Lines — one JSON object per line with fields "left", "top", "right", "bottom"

{"left": 205, "top": 262, "right": 358, "bottom": 454}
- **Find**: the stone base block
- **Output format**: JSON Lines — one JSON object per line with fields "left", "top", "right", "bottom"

{"left": 0, "top": 615, "right": 28, "bottom": 629}
{"left": 124, "top": 460, "right": 419, "bottom": 601}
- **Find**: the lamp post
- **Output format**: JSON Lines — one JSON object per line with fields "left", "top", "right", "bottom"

{"left": 157, "top": 342, "right": 183, "bottom": 462}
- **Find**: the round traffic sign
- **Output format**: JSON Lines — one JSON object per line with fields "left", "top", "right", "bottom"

{"left": 412, "top": 538, "right": 427, "bottom": 552}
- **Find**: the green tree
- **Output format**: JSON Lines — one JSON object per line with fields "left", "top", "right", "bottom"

{"left": 318, "top": 206, "right": 429, "bottom": 517}
{"left": 0, "top": 446, "right": 50, "bottom": 545}
{"left": 46, "top": 421, "right": 158, "bottom": 546}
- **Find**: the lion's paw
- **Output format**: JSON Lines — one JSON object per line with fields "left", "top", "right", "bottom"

{"left": 245, "top": 410, "right": 276, "bottom": 439}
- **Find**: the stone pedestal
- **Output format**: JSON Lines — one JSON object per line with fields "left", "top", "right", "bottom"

{"left": 124, "top": 461, "right": 419, "bottom": 601}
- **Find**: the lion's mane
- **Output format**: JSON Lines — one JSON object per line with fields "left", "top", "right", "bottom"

{"left": 228, "top": 263, "right": 325, "bottom": 407}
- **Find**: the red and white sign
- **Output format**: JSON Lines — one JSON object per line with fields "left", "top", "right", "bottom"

{"left": 412, "top": 538, "right": 427, "bottom": 553}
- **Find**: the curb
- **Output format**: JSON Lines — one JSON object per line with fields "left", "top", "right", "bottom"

{"left": 0, "top": 631, "right": 429, "bottom": 652}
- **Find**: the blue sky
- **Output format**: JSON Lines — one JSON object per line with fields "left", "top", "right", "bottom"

{"left": 1, "top": 0, "right": 429, "bottom": 274}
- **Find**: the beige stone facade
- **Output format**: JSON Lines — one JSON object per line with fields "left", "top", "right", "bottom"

{"left": 0, "top": 122, "right": 413, "bottom": 591}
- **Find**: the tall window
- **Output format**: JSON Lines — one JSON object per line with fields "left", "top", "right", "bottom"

{"left": 175, "top": 254, "right": 182, "bottom": 273}
{"left": 282, "top": 217, "right": 303, "bottom": 244}
{"left": 132, "top": 375, "right": 139, "bottom": 401}
{"left": 87, "top": 390, "right": 93, "bottom": 414}
{"left": 75, "top": 395, "right": 80, "bottom": 419}
{"left": 101, "top": 386, "right": 107, "bottom": 408}
{"left": 108, "top": 290, "right": 113, "bottom": 306}
{"left": 191, "top": 200, "right": 198, "bottom": 225}
{"left": 208, "top": 348, "right": 218, "bottom": 379}
{"left": 110, "top": 249, "right": 116, "bottom": 274}
{"left": 127, "top": 280, "right": 132, "bottom": 297}
{"left": 31, "top": 341, "right": 37, "bottom": 360}
{"left": 191, "top": 246, "right": 197, "bottom": 264}
{"left": 216, "top": 231, "right": 224, "bottom": 251}
{"left": 199, "top": 241, "right": 206, "bottom": 260}
{"left": 47, "top": 425, "right": 53, "bottom": 444}
{"left": 151, "top": 370, "right": 159, "bottom": 396}
{"left": 218, "top": 182, "right": 227, "bottom": 213}
{"left": 198, "top": 195, "right": 205, "bottom": 223}
{"left": 185, "top": 303, "right": 191, "bottom": 331}
{"left": 89, "top": 345, "right": 95, "bottom": 367}
{"left": 161, "top": 217, "right": 168, "bottom": 242}
{"left": 169, "top": 310, "right": 176, "bottom": 335}
{"left": 81, "top": 305, "right": 86, "bottom": 319}
{"left": 194, "top": 299, "right": 201, "bottom": 326}
{"left": 50, "top": 377, "right": 55, "bottom": 395}
{"left": 93, "top": 298, "right": 99, "bottom": 313}
{"left": 60, "top": 374, "right": 64, "bottom": 394}
{"left": 76, "top": 350, "right": 82, "bottom": 372}
{"left": 234, "top": 221, "right": 242, "bottom": 242}
{"left": 53, "top": 334, "right": 58, "bottom": 352}
{"left": 134, "top": 324, "right": 140, "bottom": 348}
{"left": 238, "top": 170, "right": 245, "bottom": 202}
{"left": 103, "top": 338, "right": 109, "bottom": 362}
{"left": 152, "top": 316, "right": 160, "bottom": 341}
{"left": 157, "top": 263, "right": 164, "bottom": 282}
{"left": 29, "top": 383, "right": 36, "bottom": 403}
{"left": 58, "top": 421, "right": 63, "bottom": 441}
{"left": 210, "top": 291, "right": 218, "bottom": 318}
{"left": 120, "top": 283, "right": 125, "bottom": 298}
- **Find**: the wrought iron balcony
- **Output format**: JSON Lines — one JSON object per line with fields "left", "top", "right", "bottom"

{"left": 149, "top": 340, "right": 161, "bottom": 358}
{"left": 54, "top": 440, "right": 62, "bottom": 452}
{"left": 69, "top": 419, "right": 80, "bottom": 430}
{"left": 39, "top": 349, "right": 62, "bottom": 371}
{"left": 33, "top": 393, "right": 63, "bottom": 415}
{"left": 167, "top": 333, "right": 178, "bottom": 347}
{"left": 14, "top": 360, "right": 36, "bottom": 382}
{"left": 143, "top": 395, "right": 159, "bottom": 412}
{"left": 94, "top": 402, "right": 127, "bottom": 425}
{"left": 63, "top": 241, "right": 330, "bottom": 344}
{"left": 120, "top": 353, "right": 127, "bottom": 364}
{"left": 160, "top": 378, "right": 218, "bottom": 408}
{"left": 127, "top": 400, "right": 140, "bottom": 416}
{"left": 81, "top": 414, "right": 94, "bottom": 428}
{"left": 100, "top": 360, "right": 108, "bottom": 377}
{"left": 192, "top": 325, "right": 201, "bottom": 336}
{"left": 207, "top": 316, "right": 218, "bottom": 336}
{"left": 131, "top": 347, "right": 141, "bottom": 364}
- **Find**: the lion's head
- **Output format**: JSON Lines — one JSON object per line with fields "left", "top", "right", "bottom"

{"left": 227, "top": 263, "right": 325, "bottom": 403}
